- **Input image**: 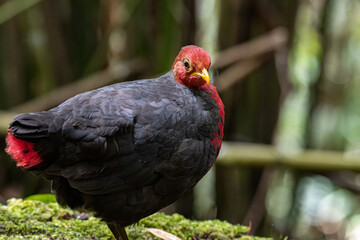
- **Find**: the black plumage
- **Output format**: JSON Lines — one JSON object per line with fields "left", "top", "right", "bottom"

{"left": 6, "top": 46, "right": 224, "bottom": 239}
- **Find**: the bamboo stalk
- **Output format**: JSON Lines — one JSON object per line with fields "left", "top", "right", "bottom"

{"left": 217, "top": 142, "right": 360, "bottom": 171}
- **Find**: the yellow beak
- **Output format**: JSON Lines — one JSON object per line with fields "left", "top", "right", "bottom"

{"left": 191, "top": 68, "right": 210, "bottom": 83}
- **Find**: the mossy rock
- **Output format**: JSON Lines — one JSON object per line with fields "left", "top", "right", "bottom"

{"left": 0, "top": 198, "right": 271, "bottom": 240}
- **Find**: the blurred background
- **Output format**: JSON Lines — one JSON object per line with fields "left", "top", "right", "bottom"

{"left": 0, "top": 0, "right": 360, "bottom": 239}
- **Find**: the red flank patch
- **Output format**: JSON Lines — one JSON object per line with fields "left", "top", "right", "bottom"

{"left": 5, "top": 130, "right": 42, "bottom": 168}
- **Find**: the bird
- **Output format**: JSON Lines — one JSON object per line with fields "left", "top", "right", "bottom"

{"left": 5, "top": 45, "right": 224, "bottom": 240}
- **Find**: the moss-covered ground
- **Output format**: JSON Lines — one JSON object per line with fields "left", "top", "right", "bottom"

{"left": 0, "top": 197, "right": 271, "bottom": 240}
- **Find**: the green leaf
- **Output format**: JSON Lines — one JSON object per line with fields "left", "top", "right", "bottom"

{"left": 24, "top": 194, "right": 57, "bottom": 203}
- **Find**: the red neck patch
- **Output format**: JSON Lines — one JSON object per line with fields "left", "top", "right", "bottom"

{"left": 202, "top": 84, "right": 224, "bottom": 149}
{"left": 5, "top": 130, "right": 43, "bottom": 168}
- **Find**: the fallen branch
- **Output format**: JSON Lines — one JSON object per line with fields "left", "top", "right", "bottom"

{"left": 212, "top": 27, "right": 288, "bottom": 70}
{"left": 0, "top": 59, "right": 145, "bottom": 135}
{"left": 217, "top": 142, "right": 360, "bottom": 171}
{"left": 10, "top": 59, "right": 145, "bottom": 113}
{"left": 215, "top": 57, "right": 267, "bottom": 93}
{"left": 0, "top": 0, "right": 44, "bottom": 25}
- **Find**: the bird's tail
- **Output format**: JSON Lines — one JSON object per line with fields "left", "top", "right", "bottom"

{"left": 6, "top": 112, "right": 56, "bottom": 168}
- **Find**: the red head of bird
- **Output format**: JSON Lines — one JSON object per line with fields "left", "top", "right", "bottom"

{"left": 172, "top": 45, "right": 211, "bottom": 89}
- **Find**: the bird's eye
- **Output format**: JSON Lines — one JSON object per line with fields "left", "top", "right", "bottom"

{"left": 183, "top": 59, "right": 191, "bottom": 71}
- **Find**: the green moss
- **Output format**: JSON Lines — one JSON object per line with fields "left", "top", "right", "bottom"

{"left": 0, "top": 198, "right": 111, "bottom": 239}
{"left": 0, "top": 198, "right": 271, "bottom": 240}
{"left": 24, "top": 193, "right": 57, "bottom": 203}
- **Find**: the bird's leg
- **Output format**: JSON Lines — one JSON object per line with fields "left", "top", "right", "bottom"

{"left": 107, "top": 223, "right": 129, "bottom": 240}
{"left": 107, "top": 223, "right": 120, "bottom": 239}
{"left": 115, "top": 224, "right": 129, "bottom": 240}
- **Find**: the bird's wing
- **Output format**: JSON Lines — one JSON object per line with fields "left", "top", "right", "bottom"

{"left": 43, "top": 82, "right": 156, "bottom": 179}
{"left": 39, "top": 78, "right": 184, "bottom": 195}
